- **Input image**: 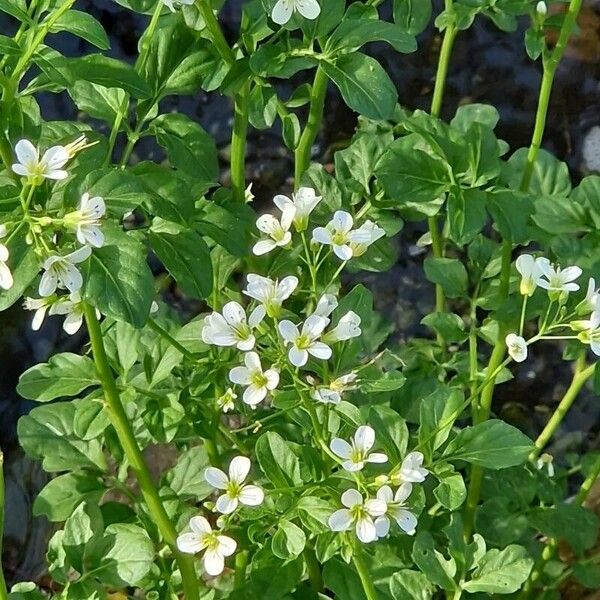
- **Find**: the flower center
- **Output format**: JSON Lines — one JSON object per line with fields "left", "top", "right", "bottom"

{"left": 296, "top": 334, "right": 312, "bottom": 349}
{"left": 332, "top": 231, "right": 348, "bottom": 246}
{"left": 350, "top": 504, "right": 367, "bottom": 521}
{"left": 350, "top": 448, "right": 365, "bottom": 464}
{"left": 251, "top": 371, "right": 268, "bottom": 388}
{"left": 226, "top": 481, "right": 243, "bottom": 498}
{"left": 202, "top": 532, "right": 221, "bottom": 552}
{"left": 233, "top": 322, "right": 251, "bottom": 340}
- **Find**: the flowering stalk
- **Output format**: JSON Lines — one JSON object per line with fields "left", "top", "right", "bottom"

{"left": 231, "top": 83, "right": 250, "bottom": 202}
{"left": 294, "top": 65, "right": 328, "bottom": 186}
{"left": 0, "top": 452, "right": 8, "bottom": 600}
{"left": 352, "top": 541, "right": 378, "bottom": 600}
{"left": 83, "top": 304, "right": 200, "bottom": 600}
{"left": 464, "top": 0, "right": 584, "bottom": 539}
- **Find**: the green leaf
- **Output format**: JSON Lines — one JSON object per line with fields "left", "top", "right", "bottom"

{"left": 411, "top": 532, "right": 457, "bottom": 591}
{"left": 74, "top": 398, "right": 111, "bottom": 441}
{"left": 255, "top": 431, "right": 302, "bottom": 488}
{"left": 376, "top": 134, "right": 451, "bottom": 205}
{"left": 0, "top": 0, "right": 30, "bottom": 22}
{"left": 433, "top": 466, "right": 466, "bottom": 510}
{"left": 84, "top": 229, "right": 154, "bottom": 328}
{"left": 368, "top": 405, "right": 408, "bottom": 463}
{"left": 451, "top": 104, "right": 500, "bottom": 132}
{"left": 327, "top": 19, "right": 416, "bottom": 54}
{"left": 462, "top": 545, "right": 533, "bottom": 593}
{"left": 321, "top": 53, "right": 398, "bottom": 120}
{"left": 447, "top": 187, "right": 488, "bottom": 246}
{"left": 487, "top": 189, "right": 534, "bottom": 244}
{"left": 393, "top": 0, "right": 432, "bottom": 35}
{"left": 323, "top": 557, "right": 368, "bottom": 600}
{"left": 424, "top": 257, "right": 468, "bottom": 298}
{"left": 50, "top": 10, "right": 109, "bottom": 50}
{"left": 149, "top": 219, "right": 213, "bottom": 300}
{"left": 505, "top": 147, "right": 571, "bottom": 197}
{"left": 151, "top": 113, "right": 218, "bottom": 183}
{"left": 272, "top": 520, "right": 306, "bottom": 559}
{"left": 421, "top": 312, "right": 468, "bottom": 343}
{"left": 33, "top": 472, "right": 104, "bottom": 522}
{"left": 443, "top": 420, "right": 533, "bottom": 469}
{"left": 62, "top": 502, "right": 103, "bottom": 573}
{"left": 165, "top": 445, "right": 213, "bottom": 500}
{"left": 532, "top": 194, "right": 589, "bottom": 234}
{"left": 359, "top": 371, "right": 406, "bottom": 392}
{"left": 390, "top": 569, "right": 435, "bottom": 600}
{"left": 17, "top": 353, "right": 98, "bottom": 402}
{"left": 68, "top": 81, "right": 126, "bottom": 125}
{"left": 297, "top": 496, "right": 336, "bottom": 534}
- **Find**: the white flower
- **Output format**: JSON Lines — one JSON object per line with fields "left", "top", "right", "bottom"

{"left": 243, "top": 274, "right": 298, "bottom": 317}
{"left": 349, "top": 220, "right": 385, "bottom": 257}
{"left": 217, "top": 388, "right": 237, "bottom": 413}
{"left": 49, "top": 291, "right": 88, "bottom": 335}
{"left": 312, "top": 372, "right": 358, "bottom": 405}
{"left": 253, "top": 208, "right": 295, "bottom": 256}
{"left": 505, "top": 333, "right": 528, "bottom": 363}
{"left": 205, "top": 456, "right": 264, "bottom": 514}
{"left": 393, "top": 452, "right": 429, "bottom": 484}
{"left": 536, "top": 453, "right": 555, "bottom": 477}
{"left": 537, "top": 260, "right": 582, "bottom": 297}
{"left": 202, "top": 301, "right": 265, "bottom": 351}
{"left": 311, "top": 293, "right": 338, "bottom": 318}
{"left": 515, "top": 254, "right": 546, "bottom": 297}
{"left": 279, "top": 315, "right": 332, "bottom": 367}
{"left": 0, "top": 225, "right": 13, "bottom": 290}
{"left": 11, "top": 139, "right": 69, "bottom": 183}
{"left": 330, "top": 425, "right": 388, "bottom": 472}
{"left": 328, "top": 488, "right": 386, "bottom": 544}
{"left": 271, "top": 0, "right": 321, "bottom": 25}
{"left": 312, "top": 211, "right": 356, "bottom": 260}
{"left": 162, "top": 0, "right": 194, "bottom": 11}
{"left": 579, "top": 278, "right": 600, "bottom": 313}
{"left": 536, "top": 1, "right": 547, "bottom": 16}
{"left": 176, "top": 516, "right": 236, "bottom": 576}
{"left": 39, "top": 246, "right": 92, "bottom": 297}
{"left": 229, "top": 352, "right": 279, "bottom": 406}
{"left": 64, "top": 193, "right": 106, "bottom": 248}
{"left": 273, "top": 187, "right": 322, "bottom": 231}
{"left": 244, "top": 183, "right": 255, "bottom": 204}
{"left": 323, "top": 311, "right": 362, "bottom": 343}
{"left": 374, "top": 484, "right": 417, "bottom": 537}
{"left": 572, "top": 311, "right": 600, "bottom": 356}
{"left": 23, "top": 296, "right": 56, "bottom": 330}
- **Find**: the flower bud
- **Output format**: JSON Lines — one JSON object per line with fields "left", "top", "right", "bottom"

{"left": 536, "top": 1, "right": 547, "bottom": 16}
{"left": 374, "top": 474, "right": 389, "bottom": 487}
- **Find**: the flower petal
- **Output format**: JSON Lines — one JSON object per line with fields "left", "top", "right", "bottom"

{"left": 215, "top": 494, "right": 238, "bottom": 514}
{"left": 307, "top": 342, "right": 332, "bottom": 360}
{"left": 355, "top": 517, "right": 377, "bottom": 543}
{"left": 330, "top": 438, "right": 352, "bottom": 459}
{"left": 217, "top": 535, "right": 237, "bottom": 557}
{"left": 253, "top": 239, "right": 277, "bottom": 256}
{"left": 297, "top": 0, "right": 321, "bottom": 19}
{"left": 288, "top": 346, "right": 308, "bottom": 367}
{"left": 239, "top": 485, "right": 264, "bottom": 506}
{"left": 341, "top": 488, "right": 363, "bottom": 508}
{"left": 229, "top": 456, "right": 251, "bottom": 483}
{"left": 203, "top": 549, "right": 225, "bottom": 576}
{"left": 328, "top": 509, "right": 353, "bottom": 532}
{"left": 278, "top": 319, "right": 300, "bottom": 343}
{"left": 243, "top": 384, "right": 267, "bottom": 406}
{"left": 374, "top": 515, "right": 390, "bottom": 538}
{"left": 366, "top": 452, "right": 388, "bottom": 464}
{"left": 222, "top": 301, "right": 246, "bottom": 326}
{"left": 176, "top": 532, "right": 203, "bottom": 554}
{"left": 271, "top": 0, "right": 293, "bottom": 24}
{"left": 204, "top": 467, "right": 229, "bottom": 489}
{"left": 394, "top": 509, "right": 418, "bottom": 535}
{"left": 189, "top": 515, "right": 211, "bottom": 535}
{"left": 354, "top": 425, "right": 375, "bottom": 452}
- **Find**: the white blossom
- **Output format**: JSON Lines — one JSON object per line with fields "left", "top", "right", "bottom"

{"left": 536, "top": 453, "right": 555, "bottom": 477}
{"left": 202, "top": 301, "right": 265, "bottom": 351}
{"left": 279, "top": 315, "right": 331, "bottom": 367}
{"left": 64, "top": 193, "right": 106, "bottom": 248}
{"left": 271, "top": 0, "right": 321, "bottom": 25}
{"left": 163, "top": 0, "right": 194, "bottom": 11}
{"left": 537, "top": 260, "right": 582, "bottom": 297}
{"left": 393, "top": 452, "right": 429, "bottom": 484}
{"left": 49, "top": 291, "right": 88, "bottom": 335}
{"left": 311, "top": 293, "right": 338, "bottom": 318}
{"left": 0, "top": 225, "right": 13, "bottom": 290}
{"left": 11, "top": 139, "right": 69, "bottom": 184}
{"left": 243, "top": 274, "right": 298, "bottom": 317}
{"left": 515, "top": 254, "right": 546, "bottom": 297}
{"left": 23, "top": 296, "right": 56, "bottom": 331}
{"left": 217, "top": 388, "right": 237, "bottom": 413}
{"left": 244, "top": 183, "right": 255, "bottom": 204}
{"left": 176, "top": 516, "right": 236, "bottom": 576}
{"left": 505, "top": 333, "right": 528, "bottom": 363}
{"left": 374, "top": 484, "right": 417, "bottom": 537}
{"left": 312, "top": 211, "right": 356, "bottom": 260}
{"left": 323, "top": 311, "right": 361, "bottom": 343}
{"left": 39, "top": 246, "right": 91, "bottom": 297}
{"left": 204, "top": 456, "right": 264, "bottom": 514}
{"left": 349, "top": 220, "right": 385, "bottom": 257}
{"left": 330, "top": 425, "right": 388, "bottom": 472}
{"left": 572, "top": 311, "right": 600, "bottom": 356}
{"left": 328, "top": 488, "right": 386, "bottom": 544}
{"left": 273, "top": 187, "right": 322, "bottom": 231}
{"left": 579, "top": 278, "right": 600, "bottom": 313}
{"left": 229, "top": 351, "right": 279, "bottom": 406}
{"left": 312, "top": 372, "right": 358, "bottom": 405}
{"left": 253, "top": 208, "right": 295, "bottom": 256}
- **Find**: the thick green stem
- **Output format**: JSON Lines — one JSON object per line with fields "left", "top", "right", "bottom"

{"left": 231, "top": 83, "right": 250, "bottom": 203}
{"left": 83, "top": 305, "right": 199, "bottom": 600}
{"left": 429, "top": 215, "right": 446, "bottom": 343}
{"left": 0, "top": 453, "right": 9, "bottom": 600}
{"left": 530, "top": 361, "right": 594, "bottom": 461}
{"left": 294, "top": 65, "right": 328, "bottom": 187}
{"left": 195, "top": 1, "right": 235, "bottom": 65}
{"left": 352, "top": 545, "right": 377, "bottom": 600}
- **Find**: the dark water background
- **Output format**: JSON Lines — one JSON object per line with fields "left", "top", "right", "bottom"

{"left": 1, "top": 0, "right": 600, "bottom": 586}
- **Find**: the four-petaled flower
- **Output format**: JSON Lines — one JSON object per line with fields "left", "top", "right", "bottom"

{"left": 0, "top": 224, "right": 13, "bottom": 291}
{"left": 202, "top": 301, "right": 265, "bottom": 351}
{"left": 217, "top": 388, "right": 237, "bottom": 413}
{"left": 204, "top": 456, "right": 264, "bottom": 514}
{"left": 12, "top": 139, "right": 69, "bottom": 184}
{"left": 393, "top": 451, "right": 429, "bottom": 484}
{"left": 515, "top": 254, "right": 546, "bottom": 297}
{"left": 572, "top": 311, "right": 600, "bottom": 356}
{"left": 330, "top": 425, "right": 388, "bottom": 472}
{"left": 23, "top": 296, "right": 56, "bottom": 331}
{"left": 349, "top": 220, "right": 385, "bottom": 257}
{"left": 536, "top": 453, "right": 554, "bottom": 477}
{"left": 229, "top": 351, "right": 279, "bottom": 406}
{"left": 243, "top": 274, "right": 298, "bottom": 318}
{"left": 279, "top": 315, "right": 332, "bottom": 367}
{"left": 49, "top": 291, "right": 90, "bottom": 335}
{"left": 323, "top": 311, "right": 362, "bottom": 343}
{"left": 39, "top": 246, "right": 92, "bottom": 297}
{"left": 312, "top": 211, "right": 357, "bottom": 260}
{"left": 64, "top": 193, "right": 106, "bottom": 248}
{"left": 273, "top": 187, "right": 322, "bottom": 232}
{"left": 505, "top": 333, "right": 528, "bottom": 363}
{"left": 271, "top": 0, "right": 321, "bottom": 25}
{"left": 374, "top": 483, "right": 418, "bottom": 537}
{"left": 580, "top": 277, "right": 600, "bottom": 314}
{"left": 536, "top": 259, "right": 582, "bottom": 299}
{"left": 253, "top": 209, "right": 295, "bottom": 256}
{"left": 176, "top": 516, "right": 236, "bottom": 576}
{"left": 312, "top": 372, "right": 358, "bottom": 405}
{"left": 328, "top": 488, "right": 386, "bottom": 543}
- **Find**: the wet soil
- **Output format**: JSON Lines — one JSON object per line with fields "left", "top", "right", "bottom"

{"left": 1, "top": 0, "right": 599, "bottom": 587}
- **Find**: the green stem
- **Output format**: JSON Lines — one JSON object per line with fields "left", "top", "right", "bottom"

{"left": 234, "top": 550, "right": 249, "bottom": 588}
{"left": 304, "top": 545, "right": 323, "bottom": 592}
{"left": 195, "top": 0, "right": 235, "bottom": 65}
{"left": 429, "top": 215, "right": 446, "bottom": 344}
{"left": 147, "top": 318, "right": 196, "bottom": 361}
{"left": 352, "top": 544, "right": 377, "bottom": 600}
{"left": 83, "top": 304, "right": 199, "bottom": 600}
{"left": 136, "top": 0, "right": 163, "bottom": 73}
{"left": 231, "top": 83, "right": 250, "bottom": 203}
{"left": 530, "top": 361, "right": 594, "bottom": 461}
{"left": 294, "top": 65, "right": 328, "bottom": 187}
{"left": 430, "top": 23, "right": 458, "bottom": 118}
{"left": 0, "top": 453, "right": 9, "bottom": 600}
